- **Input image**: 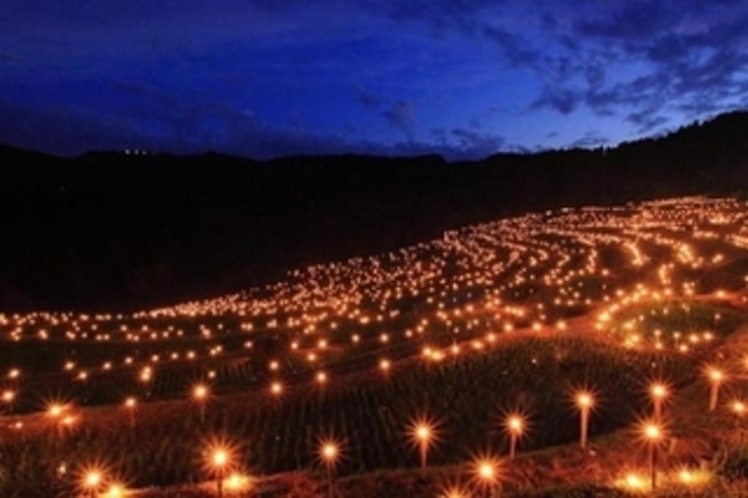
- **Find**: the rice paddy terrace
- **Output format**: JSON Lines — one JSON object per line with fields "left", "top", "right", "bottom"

{"left": 2, "top": 196, "right": 748, "bottom": 497}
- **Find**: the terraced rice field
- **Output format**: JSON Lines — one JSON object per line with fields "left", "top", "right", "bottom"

{"left": 2, "top": 196, "right": 748, "bottom": 497}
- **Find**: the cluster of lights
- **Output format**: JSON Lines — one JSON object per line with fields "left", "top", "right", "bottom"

{"left": 0, "top": 196, "right": 746, "bottom": 495}
{"left": 77, "top": 466, "right": 128, "bottom": 498}
{"left": 616, "top": 467, "right": 712, "bottom": 492}
{"left": 3, "top": 198, "right": 744, "bottom": 393}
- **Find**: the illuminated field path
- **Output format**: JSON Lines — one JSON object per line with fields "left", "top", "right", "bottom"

{"left": 1, "top": 196, "right": 748, "bottom": 496}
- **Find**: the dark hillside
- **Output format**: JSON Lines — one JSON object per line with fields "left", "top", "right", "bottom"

{"left": 1, "top": 111, "right": 747, "bottom": 311}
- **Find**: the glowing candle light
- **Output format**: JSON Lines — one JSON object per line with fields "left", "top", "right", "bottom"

{"left": 318, "top": 437, "right": 342, "bottom": 498}
{"left": 732, "top": 400, "right": 746, "bottom": 446}
{"left": 81, "top": 468, "right": 103, "bottom": 498}
{"left": 379, "top": 359, "right": 391, "bottom": 373}
{"left": 270, "top": 381, "right": 283, "bottom": 397}
{"left": 439, "top": 483, "right": 469, "bottom": 498}
{"left": 208, "top": 446, "right": 231, "bottom": 498}
{"left": 574, "top": 390, "right": 595, "bottom": 449}
{"left": 224, "top": 472, "right": 249, "bottom": 493}
{"left": 192, "top": 383, "right": 209, "bottom": 422}
{"left": 409, "top": 417, "right": 438, "bottom": 470}
{"left": 731, "top": 400, "right": 745, "bottom": 417}
{"left": 649, "top": 381, "right": 669, "bottom": 420}
{"left": 1, "top": 389, "right": 15, "bottom": 415}
{"left": 316, "top": 371, "right": 328, "bottom": 385}
{"left": 104, "top": 483, "right": 127, "bottom": 498}
{"left": 1, "top": 389, "right": 15, "bottom": 403}
{"left": 704, "top": 366, "right": 725, "bottom": 412}
{"left": 639, "top": 419, "right": 664, "bottom": 490}
{"left": 48, "top": 403, "right": 65, "bottom": 419}
{"left": 470, "top": 455, "right": 501, "bottom": 498}
{"left": 124, "top": 397, "right": 137, "bottom": 428}
{"left": 504, "top": 413, "right": 527, "bottom": 460}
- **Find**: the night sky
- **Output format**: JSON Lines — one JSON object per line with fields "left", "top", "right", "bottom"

{"left": 2, "top": 1, "right": 748, "bottom": 160}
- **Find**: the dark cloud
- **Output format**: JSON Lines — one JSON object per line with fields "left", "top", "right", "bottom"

{"left": 426, "top": 126, "right": 506, "bottom": 158}
{"left": 4, "top": 0, "right": 748, "bottom": 157}
{"left": 451, "top": 128, "right": 504, "bottom": 154}
{"left": 626, "top": 109, "right": 669, "bottom": 134}
{"left": 579, "top": 14, "right": 748, "bottom": 123}
{"left": 375, "top": 0, "right": 748, "bottom": 139}
{"left": 531, "top": 88, "right": 580, "bottom": 115}
{"left": 379, "top": 134, "right": 506, "bottom": 160}
{"left": 381, "top": 100, "right": 416, "bottom": 137}
{"left": 540, "top": 13, "right": 557, "bottom": 31}
{"left": 355, "top": 86, "right": 381, "bottom": 110}
{"left": 0, "top": 102, "right": 162, "bottom": 155}
{"left": 675, "top": 97, "right": 745, "bottom": 118}
{"left": 370, "top": 0, "right": 492, "bottom": 35}
{"left": 0, "top": 98, "right": 503, "bottom": 161}
{"left": 574, "top": 1, "right": 671, "bottom": 41}
{"left": 582, "top": 72, "right": 673, "bottom": 118}
{"left": 584, "top": 64, "right": 606, "bottom": 89}
{"left": 371, "top": 0, "right": 547, "bottom": 73}
{"left": 430, "top": 128, "right": 448, "bottom": 146}
{"left": 568, "top": 131, "right": 609, "bottom": 149}
{"left": 482, "top": 26, "right": 538, "bottom": 67}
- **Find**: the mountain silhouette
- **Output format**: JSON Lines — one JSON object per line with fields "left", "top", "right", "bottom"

{"left": 1, "top": 110, "right": 747, "bottom": 311}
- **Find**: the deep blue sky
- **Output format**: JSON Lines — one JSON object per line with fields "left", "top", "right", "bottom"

{"left": 2, "top": 1, "right": 748, "bottom": 160}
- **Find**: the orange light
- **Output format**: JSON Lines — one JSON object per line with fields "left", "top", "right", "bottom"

{"left": 575, "top": 391, "right": 594, "bottom": 409}
{"left": 81, "top": 468, "right": 103, "bottom": 491}
{"left": 193, "top": 384, "right": 209, "bottom": 400}
{"left": 479, "top": 462, "right": 495, "bottom": 479}
{"left": 471, "top": 455, "right": 501, "bottom": 489}
{"left": 732, "top": 400, "right": 746, "bottom": 416}
{"left": 415, "top": 424, "right": 431, "bottom": 442}
{"left": 707, "top": 367, "right": 724, "bottom": 383}
{"left": 224, "top": 472, "right": 250, "bottom": 491}
{"left": 47, "top": 403, "right": 65, "bottom": 418}
{"left": 439, "top": 483, "right": 469, "bottom": 498}
{"left": 409, "top": 416, "right": 439, "bottom": 469}
{"left": 644, "top": 423, "right": 661, "bottom": 441}
{"left": 105, "top": 483, "right": 127, "bottom": 497}
{"left": 318, "top": 438, "right": 342, "bottom": 468}
{"left": 212, "top": 449, "right": 228, "bottom": 468}
{"left": 322, "top": 443, "right": 338, "bottom": 460}
{"left": 505, "top": 414, "right": 525, "bottom": 436}
{"left": 650, "top": 383, "right": 668, "bottom": 400}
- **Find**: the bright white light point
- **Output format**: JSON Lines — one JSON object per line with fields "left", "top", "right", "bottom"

{"left": 479, "top": 462, "right": 495, "bottom": 479}
{"left": 644, "top": 424, "right": 661, "bottom": 440}
{"left": 193, "top": 384, "right": 208, "bottom": 399}
{"left": 85, "top": 470, "right": 101, "bottom": 487}
{"left": 416, "top": 425, "right": 430, "bottom": 440}
{"left": 322, "top": 443, "right": 337, "bottom": 459}
{"left": 651, "top": 383, "right": 667, "bottom": 398}
{"left": 213, "top": 449, "right": 228, "bottom": 467}
{"left": 508, "top": 416, "right": 523, "bottom": 433}
{"left": 576, "top": 392, "right": 594, "bottom": 408}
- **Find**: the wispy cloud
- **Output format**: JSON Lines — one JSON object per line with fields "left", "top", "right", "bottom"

{"left": 381, "top": 100, "right": 416, "bottom": 138}
{"left": 569, "top": 130, "right": 609, "bottom": 149}
{"left": 372, "top": 0, "right": 748, "bottom": 138}
{"left": 2, "top": 0, "right": 748, "bottom": 158}
{"left": 355, "top": 86, "right": 381, "bottom": 110}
